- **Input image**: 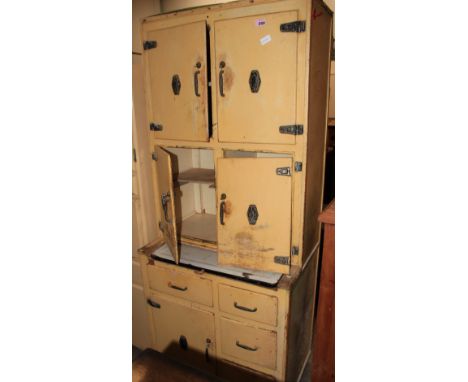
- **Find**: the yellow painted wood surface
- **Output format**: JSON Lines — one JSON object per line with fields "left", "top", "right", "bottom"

{"left": 144, "top": 21, "right": 209, "bottom": 141}
{"left": 148, "top": 264, "right": 213, "bottom": 306}
{"left": 218, "top": 284, "right": 278, "bottom": 326}
{"left": 216, "top": 157, "right": 292, "bottom": 273}
{"left": 214, "top": 10, "right": 299, "bottom": 144}
{"left": 219, "top": 316, "right": 277, "bottom": 371}
{"left": 154, "top": 146, "right": 179, "bottom": 262}
{"left": 148, "top": 292, "right": 216, "bottom": 374}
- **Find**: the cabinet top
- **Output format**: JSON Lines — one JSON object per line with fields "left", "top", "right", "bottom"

{"left": 142, "top": 0, "right": 332, "bottom": 24}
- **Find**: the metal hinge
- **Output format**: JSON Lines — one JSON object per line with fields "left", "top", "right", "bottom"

{"left": 280, "top": 20, "right": 306, "bottom": 33}
{"left": 291, "top": 246, "right": 299, "bottom": 256}
{"left": 294, "top": 162, "right": 303, "bottom": 172}
{"left": 133, "top": 148, "right": 137, "bottom": 163}
{"left": 143, "top": 40, "right": 157, "bottom": 50}
{"left": 279, "top": 125, "right": 303, "bottom": 135}
{"left": 152, "top": 152, "right": 158, "bottom": 161}
{"left": 274, "top": 256, "right": 290, "bottom": 265}
{"left": 150, "top": 123, "right": 163, "bottom": 131}
{"left": 276, "top": 167, "right": 291, "bottom": 176}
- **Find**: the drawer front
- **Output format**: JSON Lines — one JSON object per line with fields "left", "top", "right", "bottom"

{"left": 148, "top": 265, "right": 213, "bottom": 307}
{"left": 218, "top": 284, "right": 278, "bottom": 326}
{"left": 220, "top": 317, "right": 277, "bottom": 370}
{"left": 132, "top": 260, "right": 143, "bottom": 286}
{"left": 148, "top": 293, "right": 216, "bottom": 374}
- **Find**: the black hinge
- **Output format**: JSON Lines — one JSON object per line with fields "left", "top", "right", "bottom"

{"left": 279, "top": 125, "right": 303, "bottom": 135}
{"left": 143, "top": 40, "right": 157, "bottom": 50}
{"left": 276, "top": 167, "right": 291, "bottom": 176}
{"left": 274, "top": 256, "right": 290, "bottom": 265}
{"left": 294, "top": 162, "right": 303, "bottom": 172}
{"left": 280, "top": 20, "right": 306, "bottom": 33}
{"left": 133, "top": 148, "right": 137, "bottom": 163}
{"left": 291, "top": 246, "right": 299, "bottom": 256}
{"left": 150, "top": 123, "right": 163, "bottom": 131}
{"left": 152, "top": 152, "right": 158, "bottom": 161}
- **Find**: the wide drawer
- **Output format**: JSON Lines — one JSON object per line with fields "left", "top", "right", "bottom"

{"left": 148, "top": 264, "right": 213, "bottom": 307}
{"left": 219, "top": 317, "right": 277, "bottom": 371}
{"left": 218, "top": 284, "right": 278, "bottom": 326}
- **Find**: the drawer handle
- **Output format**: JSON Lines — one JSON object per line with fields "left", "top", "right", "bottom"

{"left": 169, "top": 283, "right": 188, "bottom": 291}
{"left": 236, "top": 340, "right": 258, "bottom": 352}
{"left": 234, "top": 302, "right": 257, "bottom": 313}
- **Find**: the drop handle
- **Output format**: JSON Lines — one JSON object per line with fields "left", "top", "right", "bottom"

{"left": 219, "top": 61, "right": 225, "bottom": 97}
{"left": 161, "top": 192, "right": 171, "bottom": 223}
{"left": 235, "top": 341, "right": 258, "bottom": 352}
{"left": 234, "top": 302, "right": 258, "bottom": 313}
{"left": 147, "top": 299, "right": 161, "bottom": 309}
{"left": 168, "top": 282, "right": 188, "bottom": 291}
{"left": 194, "top": 61, "right": 201, "bottom": 97}
{"left": 219, "top": 200, "right": 226, "bottom": 225}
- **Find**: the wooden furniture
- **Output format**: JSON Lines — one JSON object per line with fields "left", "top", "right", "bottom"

{"left": 136, "top": 0, "right": 333, "bottom": 380}
{"left": 311, "top": 200, "right": 335, "bottom": 381}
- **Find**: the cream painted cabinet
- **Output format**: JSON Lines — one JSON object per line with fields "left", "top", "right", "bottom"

{"left": 143, "top": 21, "right": 209, "bottom": 141}
{"left": 139, "top": 0, "right": 333, "bottom": 380}
{"left": 214, "top": 11, "right": 301, "bottom": 144}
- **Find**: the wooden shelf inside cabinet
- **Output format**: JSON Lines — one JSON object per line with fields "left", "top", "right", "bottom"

{"left": 175, "top": 168, "right": 215, "bottom": 188}
{"left": 180, "top": 213, "right": 217, "bottom": 243}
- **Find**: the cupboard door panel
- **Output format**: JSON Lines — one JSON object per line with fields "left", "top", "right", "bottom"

{"left": 217, "top": 158, "right": 291, "bottom": 273}
{"left": 144, "top": 21, "right": 209, "bottom": 141}
{"left": 215, "top": 11, "right": 299, "bottom": 144}
{"left": 154, "top": 146, "right": 179, "bottom": 262}
{"left": 148, "top": 294, "right": 216, "bottom": 373}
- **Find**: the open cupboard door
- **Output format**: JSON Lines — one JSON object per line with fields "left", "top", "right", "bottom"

{"left": 216, "top": 157, "right": 292, "bottom": 274}
{"left": 154, "top": 146, "right": 179, "bottom": 263}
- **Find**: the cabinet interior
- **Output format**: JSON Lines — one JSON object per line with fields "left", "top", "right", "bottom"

{"left": 165, "top": 147, "right": 217, "bottom": 245}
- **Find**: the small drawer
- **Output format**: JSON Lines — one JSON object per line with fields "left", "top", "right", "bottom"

{"left": 218, "top": 284, "right": 278, "bottom": 326}
{"left": 220, "top": 317, "right": 277, "bottom": 370}
{"left": 148, "top": 264, "right": 213, "bottom": 307}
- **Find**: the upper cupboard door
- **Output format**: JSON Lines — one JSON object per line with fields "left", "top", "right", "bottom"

{"left": 217, "top": 157, "right": 292, "bottom": 274}
{"left": 215, "top": 12, "right": 300, "bottom": 144}
{"left": 144, "top": 22, "right": 209, "bottom": 141}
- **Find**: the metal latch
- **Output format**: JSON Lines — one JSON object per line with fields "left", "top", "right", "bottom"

{"left": 280, "top": 21, "right": 306, "bottom": 33}
{"left": 143, "top": 40, "right": 157, "bottom": 50}
{"left": 276, "top": 167, "right": 291, "bottom": 176}
{"left": 150, "top": 123, "right": 163, "bottom": 131}
{"left": 279, "top": 125, "right": 303, "bottom": 135}
{"left": 274, "top": 256, "right": 290, "bottom": 265}
{"left": 291, "top": 246, "right": 299, "bottom": 256}
{"left": 294, "top": 162, "right": 303, "bottom": 172}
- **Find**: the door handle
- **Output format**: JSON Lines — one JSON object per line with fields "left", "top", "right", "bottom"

{"left": 219, "top": 61, "right": 226, "bottom": 97}
{"left": 169, "top": 282, "right": 188, "bottom": 291}
{"left": 194, "top": 62, "right": 201, "bottom": 97}
{"left": 219, "top": 200, "right": 226, "bottom": 225}
{"left": 234, "top": 302, "right": 258, "bottom": 313}
{"left": 161, "top": 192, "right": 171, "bottom": 223}
{"left": 147, "top": 299, "right": 160, "bottom": 309}
{"left": 235, "top": 340, "right": 258, "bottom": 352}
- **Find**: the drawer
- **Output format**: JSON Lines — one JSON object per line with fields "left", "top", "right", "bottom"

{"left": 148, "top": 265, "right": 213, "bottom": 307}
{"left": 219, "top": 317, "right": 277, "bottom": 371}
{"left": 218, "top": 284, "right": 278, "bottom": 326}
